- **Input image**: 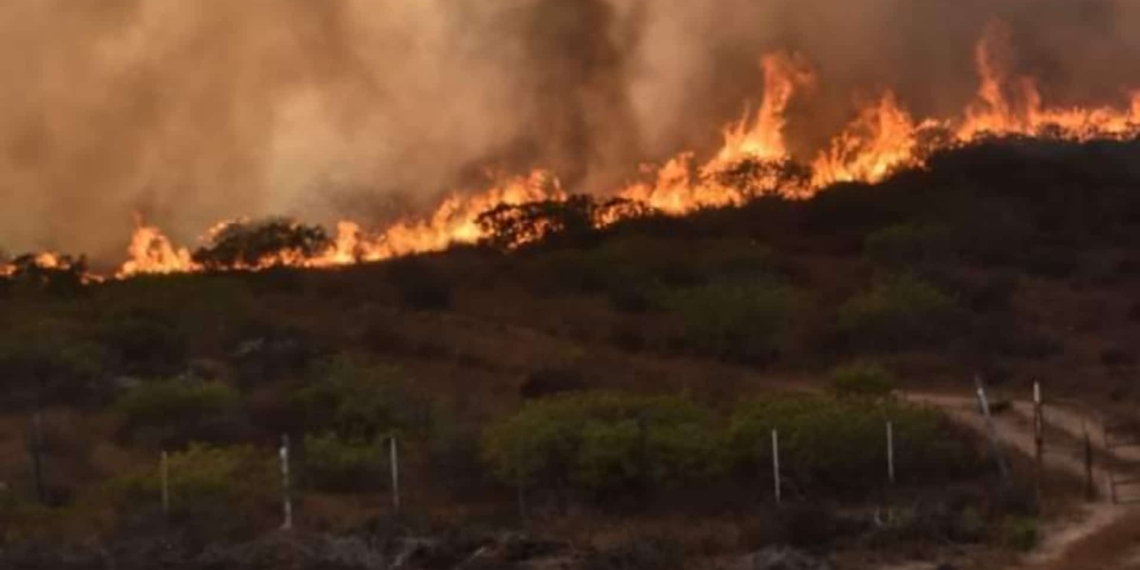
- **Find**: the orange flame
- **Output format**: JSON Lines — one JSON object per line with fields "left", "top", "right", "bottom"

{"left": 811, "top": 91, "right": 936, "bottom": 186}
{"left": 716, "top": 52, "right": 814, "bottom": 164}
{"left": 4, "top": 27, "right": 1135, "bottom": 284}
{"left": 116, "top": 222, "right": 197, "bottom": 278}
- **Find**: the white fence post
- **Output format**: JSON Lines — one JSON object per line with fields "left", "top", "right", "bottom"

{"left": 772, "top": 429, "right": 781, "bottom": 505}
{"left": 390, "top": 436, "right": 400, "bottom": 514}
{"left": 975, "top": 375, "right": 1011, "bottom": 487}
{"left": 280, "top": 434, "right": 293, "bottom": 530}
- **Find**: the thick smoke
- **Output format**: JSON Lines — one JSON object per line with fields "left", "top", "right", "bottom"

{"left": 1, "top": 0, "right": 1138, "bottom": 261}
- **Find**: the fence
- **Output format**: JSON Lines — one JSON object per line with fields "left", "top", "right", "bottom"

{"left": 15, "top": 379, "right": 1134, "bottom": 532}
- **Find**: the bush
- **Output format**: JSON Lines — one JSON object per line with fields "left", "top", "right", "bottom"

{"left": 1101, "top": 347, "right": 1137, "bottom": 369}
{"left": 658, "top": 280, "right": 792, "bottom": 364}
{"left": 111, "top": 444, "right": 277, "bottom": 538}
{"left": 98, "top": 310, "right": 185, "bottom": 377}
{"left": 837, "top": 274, "right": 959, "bottom": 351}
{"left": 388, "top": 257, "right": 454, "bottom": 311}
{"left": 730, "top": 396, "right": 971, "bottom": 496}
{"left": 864, "top": 224, "right": 953, "bottom": 267}
{"left": 115, "top": 380, "right": 245, "bottom": 447}
{"left": 829, "top": 362, "right": 896, "bottom": 398}
{"left": 482, "top": 393, "right": 725, "bottom": 501}
{"left": 302, "top": 433, "right": 388, "bottom": 493}
{"left": 289, "top": 354, "right": 427, "bottom": 440}
{"left": 1000, "top": 516, "right": 1039, "bottom": 552}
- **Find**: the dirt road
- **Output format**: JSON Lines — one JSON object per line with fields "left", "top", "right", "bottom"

{"left": 908, "top": 391, "right": 1137, "bottom": 569}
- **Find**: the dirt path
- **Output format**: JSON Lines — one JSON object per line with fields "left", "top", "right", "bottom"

{"left": 906, "top": 392, "right": 1135, "bottom": 569}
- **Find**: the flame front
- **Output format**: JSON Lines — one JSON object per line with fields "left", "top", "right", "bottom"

{"left": 18, "top": 26, "right": 1137, "bottom": 282}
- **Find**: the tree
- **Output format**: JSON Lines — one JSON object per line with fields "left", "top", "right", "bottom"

{"left": 482, "top": 393, "right": 725, "bottom": 504}
{"left": 3, "top": 253, "right": 88, "bottom": 296}
{"left": 709, "top": 158, "right": 811, "bottom": 198}
{"left": 192, "top": 218, "right": 332, "bottom": 270}
{"left": 476, "top": 196, "right": 651, "bottom": 251}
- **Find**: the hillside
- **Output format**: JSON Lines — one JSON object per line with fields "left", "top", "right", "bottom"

{"left": 1, "top": 138, "right": 1139, "bottom": 568}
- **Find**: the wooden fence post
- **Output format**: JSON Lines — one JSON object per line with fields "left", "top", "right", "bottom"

{"left": 887, "top": 421, "right": 896, "bottom": 486}
{"left": 772, "top": 429, "right": 781, "bottom": 505}
{"left": 1083, "top": 418, "right": 1096, "bottom": 502}
{"left": 390, "top": 436, "right": 400, "bottom": 514}
{"left": 280, "top": 434, "right": 293, "bottom": 530}
{"left": 1033, "top": 381, "right": 1044, "bottom": 509}
{"left": 161, "top": 451, "right": 170, "bottom": 517}
{"left": 29, "top": 407, "right": 46, "bottom": 505}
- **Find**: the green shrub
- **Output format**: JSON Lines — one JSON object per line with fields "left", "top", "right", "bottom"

{"left": 658, "top": 280, "right": 792, "bottom": 364}
{"left": 730, "top": 395, "right": 969, "bottom": 495}
{"left": 388, "top": 257, "right": 454, "bottom": 311}
{"left": 98, "top": 311, "right": 185, "bottom": 377}
{"left": 1000, "top": 516, "right": 1039, "bottom": 552}
{"left": 829, "top": 362, "right": 896, "bottom": 398}
{"left": 302, "top": 433, "right": 388, "bottom": 493}
{"left": 115, "top": 380, "right": 244, "bottom": 447}
{"left": 482, "top": 393, "right": 725, "bottom": 499}
{"left": 838, "top": 274, "right": 958, "bottom": 351}
{"left": 289, "top": 354, "right": 426, "bottom": 440}
{"left": 864, "top": 224, "right": 953, "bottom": 267}
{"left": 111, "top": 444, "right": 277, "bottom": 538}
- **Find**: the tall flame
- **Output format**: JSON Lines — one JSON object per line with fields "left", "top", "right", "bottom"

{"left": 811, "top": 91, "right": 935, "bottom": 187}
{"left": 716, "top": 52, "right": 815, "bottom": 164}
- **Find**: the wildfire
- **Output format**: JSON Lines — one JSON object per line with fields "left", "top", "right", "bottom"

{"left": 716, "top": 52, "right": 815, "bottom": 164}
{"left": 811, "top": 92, "right": 937, "bottom": 187}
{"left": 115, "top": 170, "right": 565, "bottom": 277}
{"left": 7, "top": 26, "right": 1140, "bottom": 283}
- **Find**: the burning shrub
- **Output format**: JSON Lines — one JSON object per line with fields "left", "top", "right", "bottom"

{"left": 477, "top": 196, "right": 651, "bottom": 252}
{"left": 711, "top": 157, "right": 812, "bottom": 198}
{"left": 729, "top": 396, "right": 971, "bottom": 496}
{"left": 301, "top": 433, "right": 388, "bottom": 493}
{"left": 192, "top": 218, "right": 332, "bottom": 271}
{"left": 658, "top": 280, "right": 792, "bottom": 365}
{"left": 114, "top": 379, "right": 246, "bottom": 447}
{"left": 837, "top": 274, "right": 960, "bottom": 351}
{"left": 482, "top": 393, "right": 725, "bottom": 504}
{"left": 2, "top": 253, "right": 88, "bottom": 296}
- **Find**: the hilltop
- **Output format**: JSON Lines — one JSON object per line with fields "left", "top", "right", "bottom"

{"left": 0, "top": 137, "right": 1139, "bottom": 568}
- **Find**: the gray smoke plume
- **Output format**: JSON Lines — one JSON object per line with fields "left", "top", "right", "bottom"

{"left": 0, "top": 0, "right": 1137, "bottom": 262}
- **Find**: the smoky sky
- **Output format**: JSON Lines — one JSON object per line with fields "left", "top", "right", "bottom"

{"left": 1, "top": 0, "right": 1138, "bottom": 261}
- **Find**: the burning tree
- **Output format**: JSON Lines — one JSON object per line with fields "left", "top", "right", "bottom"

{"left": 192, "top": 218, "right": 333, "bottom": 271}
{"left": 708, "top": 157, "right": 812, "bottom": 198}
{"left": 1, "top": 253, "right": 89, "bottom": 296}
{"left": 476, "top": 196, "right": 651, "bottom": 251}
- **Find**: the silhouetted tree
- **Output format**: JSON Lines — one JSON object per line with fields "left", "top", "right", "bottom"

{"left": 4, "top": 253, "right": 88, "bottom": 296}
{"left": 710, "top": 158, "right": 811, "bottom": 198}
{"left": 192, "top": 218, "right": 332, "bottom": 270}
{"left": 477, "top": 195, "right": 651, "bottom": 251}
